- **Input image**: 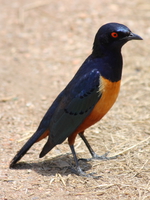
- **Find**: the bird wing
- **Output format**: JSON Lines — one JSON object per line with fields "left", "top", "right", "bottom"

{"left": 40, "top": 69, "right": 102, "bottom": 157}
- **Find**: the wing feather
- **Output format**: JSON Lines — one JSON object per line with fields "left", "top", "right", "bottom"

{"left": 40, "top": 69, "right": 102, "bottom": 157}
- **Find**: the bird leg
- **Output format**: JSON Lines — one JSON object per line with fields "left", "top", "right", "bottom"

{"left": 79, "top": 132, "right": 118, "bottom": 161}
{"left": 69, "top": 144, "right": 100, "bottom": 178}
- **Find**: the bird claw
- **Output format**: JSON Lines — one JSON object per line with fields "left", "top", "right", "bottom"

{"left": 70, "top": 166, "right": 101, "bottom": 179}
{"left": 78, "top": 152, "right": 118, "bottom": 162}
{"left": 92, "top": 151, "right": 118, "bottom": 160}
{"left": 78, "top": 158, "right": 90, "bottom": 162}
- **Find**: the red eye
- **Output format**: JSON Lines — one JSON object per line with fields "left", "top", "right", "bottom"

{"left": 111, "top": 32, "right": 118, "bottom": 38}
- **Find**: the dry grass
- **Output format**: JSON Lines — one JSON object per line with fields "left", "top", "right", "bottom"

{"left": 0, "top": 0, "right": 150, "bottom": 199}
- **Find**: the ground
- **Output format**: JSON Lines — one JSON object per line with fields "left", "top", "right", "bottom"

{"left": 0, "top": 0, "right": 150, "bottom": 199}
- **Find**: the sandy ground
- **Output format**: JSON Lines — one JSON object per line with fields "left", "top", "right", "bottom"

{"left": 0, "top": 0, "right": 150, "bottom": 199}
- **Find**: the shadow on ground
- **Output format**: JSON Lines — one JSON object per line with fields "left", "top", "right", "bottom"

{"left": 10, "top": 154, "right": 93, "bottom": 177}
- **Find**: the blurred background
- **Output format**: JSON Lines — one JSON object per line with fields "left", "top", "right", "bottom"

{"left": 0, "top": 1, "right": 150, "bottom": 199}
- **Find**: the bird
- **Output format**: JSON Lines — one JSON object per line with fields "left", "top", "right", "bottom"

{"left": 10, "top": 22, "right": 142, "bottom": 177}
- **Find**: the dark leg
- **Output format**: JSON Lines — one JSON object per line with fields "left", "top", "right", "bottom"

{"left": 69, "top": 144, "right": 100, "bottom": 178}
{"left": 79, "top": 132, "right": 118, "bottom": 161}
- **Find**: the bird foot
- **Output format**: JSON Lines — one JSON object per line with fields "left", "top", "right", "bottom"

{"left": 78, "top": 152, "right": 118, "bottom": 162}
{"left": 70, "top": 166, "right": 101, "bottom": 179}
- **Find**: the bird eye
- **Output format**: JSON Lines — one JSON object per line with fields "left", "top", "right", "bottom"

{"left": 111, "top": 32, "right": 118, "bottom": 38}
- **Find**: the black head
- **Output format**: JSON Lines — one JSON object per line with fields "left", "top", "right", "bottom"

{"left": 93, "top": 22, "right": 142, "bottom": 57}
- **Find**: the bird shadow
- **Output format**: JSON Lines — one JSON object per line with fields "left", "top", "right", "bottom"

{"left": 10, "top": 153, "right": 92, "bottom": 177}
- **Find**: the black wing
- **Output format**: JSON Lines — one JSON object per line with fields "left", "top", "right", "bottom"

{"left": 40, "top": 69, "right": 102, "bottom": 157}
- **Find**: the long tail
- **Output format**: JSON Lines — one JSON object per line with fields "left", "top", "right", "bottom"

{"left": 9, "top": 129, "right": 49, "bottom": 168}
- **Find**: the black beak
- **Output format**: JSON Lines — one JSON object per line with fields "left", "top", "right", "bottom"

{"left": 127, "top": 32, "right": 143, "bottom": 41}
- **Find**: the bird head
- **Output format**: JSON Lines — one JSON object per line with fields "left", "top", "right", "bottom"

{"left": 93, "top": 22, "right": 142, "bottom": 57}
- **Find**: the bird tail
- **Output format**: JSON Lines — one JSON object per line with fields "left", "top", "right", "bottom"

{"left": 39, "top": 137, "right": 55, "bottom": 158}
{"left": 9, "top": 129, "right": 49, "bottom": 168}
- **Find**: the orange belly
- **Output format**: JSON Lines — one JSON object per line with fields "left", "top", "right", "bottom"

{"left": 68, "top": 76, "right": 121, "bottom": 145}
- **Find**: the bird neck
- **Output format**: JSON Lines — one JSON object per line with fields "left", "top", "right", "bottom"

{"left": 91, "top": 48, "right": 123, "bottom": 82}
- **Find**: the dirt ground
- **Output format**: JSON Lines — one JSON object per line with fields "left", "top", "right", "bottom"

{"left": 0, "top": 0, "right": 150, "bottom": 199}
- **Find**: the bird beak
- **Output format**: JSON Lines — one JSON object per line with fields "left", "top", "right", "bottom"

{"left": 127, "top": 32, "right": 143, "bottom": 41}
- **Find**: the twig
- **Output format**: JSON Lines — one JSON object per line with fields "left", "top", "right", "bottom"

{"left": 0, "top": 96, "right": 16, "bottom": 102}
{"left": 112, "top": 136, "right": 150, "bottom": 157}
{"left": 17, "top": 131, "right": 34, "bottom": 142}
{"left": 58, "top": 173, "right": 66, "bottom": 186}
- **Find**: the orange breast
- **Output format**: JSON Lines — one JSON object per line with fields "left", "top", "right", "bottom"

{"left": 86, "top": 76, "right": 121, "bottom": 125}
{"left": 68, "top": 76, "right": 121, "bottom": 145}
